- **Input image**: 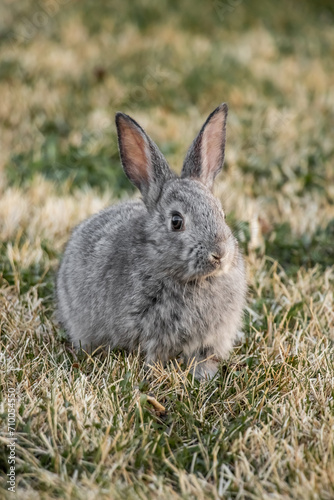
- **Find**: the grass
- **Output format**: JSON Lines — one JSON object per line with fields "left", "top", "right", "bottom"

{"left": 0, "top": 0, "right": 334, "bottom": 498}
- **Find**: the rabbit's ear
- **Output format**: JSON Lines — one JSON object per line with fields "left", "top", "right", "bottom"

{"left": 115, "top": 112, "right": 175, "bottom": 205}
{"left": 181, "top": 103, "right": 228, "bottom": 191}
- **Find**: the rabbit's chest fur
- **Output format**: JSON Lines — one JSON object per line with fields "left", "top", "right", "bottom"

{"left": 125, "top": 266, "right": 245, "bottom": 362}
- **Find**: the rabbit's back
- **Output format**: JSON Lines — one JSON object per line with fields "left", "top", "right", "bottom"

{"left": 56, "top": 200, "right": 145, "bottom": 349}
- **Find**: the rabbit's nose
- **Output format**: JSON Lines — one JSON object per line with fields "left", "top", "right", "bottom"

{"left": 209, "top": 251, "right": 224, "bottom": 264}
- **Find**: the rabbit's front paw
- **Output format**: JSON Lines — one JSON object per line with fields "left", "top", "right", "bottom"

{"left": 192, "top": 358, "right": 219, "bottom": 380}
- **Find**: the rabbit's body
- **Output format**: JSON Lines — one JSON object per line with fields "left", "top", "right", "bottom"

{"left": 57, "top": 104, "right": 247, "bottom": 378}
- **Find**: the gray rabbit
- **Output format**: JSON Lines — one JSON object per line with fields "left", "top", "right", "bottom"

{"left": 56, "top": 104, "right": 247, "bottom": 379}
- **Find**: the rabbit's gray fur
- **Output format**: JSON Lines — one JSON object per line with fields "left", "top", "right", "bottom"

{"left": 56, "top": 104, "right": 247, "bottom": 379}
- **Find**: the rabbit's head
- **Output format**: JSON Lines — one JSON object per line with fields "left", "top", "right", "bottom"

{"left": 115, "top": 104, "right": 238, "bottom": 281}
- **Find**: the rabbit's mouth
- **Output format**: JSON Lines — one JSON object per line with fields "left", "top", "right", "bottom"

{"left": 174, "top": 239, "right": 238, "bottom": 282}
{"left": 214, "top": 252, "right": 235, "bottom": 276}
{"left": 201, "top": 245, "right": 239, "bottom": 279}
{"left": 185, "top": 256, "right": 233, "bottom": 281}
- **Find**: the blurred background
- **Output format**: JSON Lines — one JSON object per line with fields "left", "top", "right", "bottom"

{"left": 0, "top": 0, "right": 333, "bottom": 275}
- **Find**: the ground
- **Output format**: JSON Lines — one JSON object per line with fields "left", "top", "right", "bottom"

{"left": 0, "top": 1, "right": 334, "bottom": 499}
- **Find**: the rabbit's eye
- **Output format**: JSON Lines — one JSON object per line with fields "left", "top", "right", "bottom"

{"left": 171, "top": 212, "right": 184, "bottom": 231}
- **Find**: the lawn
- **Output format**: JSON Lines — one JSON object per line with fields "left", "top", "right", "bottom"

{"left": 0, "top": 1, "right": 334, "bottom": 498}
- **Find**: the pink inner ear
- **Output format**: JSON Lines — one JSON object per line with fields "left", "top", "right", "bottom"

{"left": 201, "top": 111, "right": 225, "bottom": 184}
{"left": 119, "top": 119, "right": 150, "bottom": 186}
